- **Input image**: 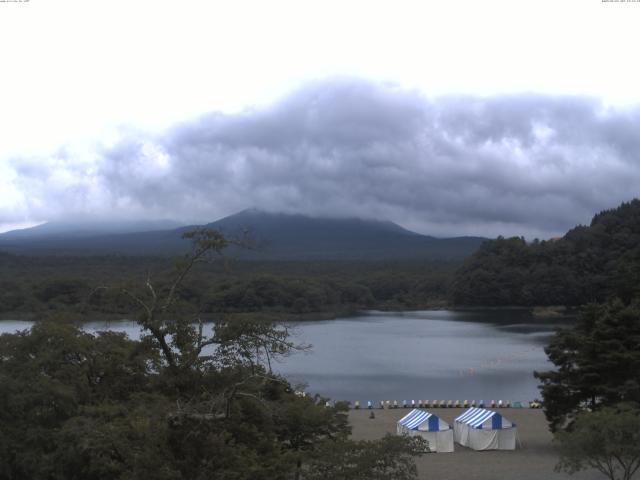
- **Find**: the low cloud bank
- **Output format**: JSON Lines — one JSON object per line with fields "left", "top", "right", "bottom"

{"left": 4, "top": 78, "right": 640, "bottom": 238}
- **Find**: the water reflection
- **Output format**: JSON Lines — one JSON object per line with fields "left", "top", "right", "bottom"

{"left": 277, "top": 310, "right": 560, "bottom": 402}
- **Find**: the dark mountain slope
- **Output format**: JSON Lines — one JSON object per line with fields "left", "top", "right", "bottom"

{"left": 0, "top": 210, "right": 486, "bottom": 260}
{"left": 206, "top": 209, "right": 485, "bottom": 260}
{"left": 0, "top": 219, "right": 183, "bottom": 241}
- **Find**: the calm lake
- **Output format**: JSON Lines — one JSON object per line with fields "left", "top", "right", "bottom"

{"left": 0, "top": 310, "right": 562, "bottom": 403}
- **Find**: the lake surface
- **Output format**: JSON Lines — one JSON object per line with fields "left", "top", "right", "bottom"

{"left": 0, "top": 310, "right": 562, "bottom": 403}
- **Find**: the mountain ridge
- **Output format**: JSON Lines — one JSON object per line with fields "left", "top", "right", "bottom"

{"left": 0, "top": 209, "right": 487, "bottom": 260}
{"left": 0, "top": 219, "right": 184, "bottom": 240}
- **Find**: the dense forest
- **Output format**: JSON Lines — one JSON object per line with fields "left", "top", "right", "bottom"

{"left": 451, "top": 199, "right": 640, "bottom": 306}
{"left": 0, "top": 253, "right": 457, "bottom": 319}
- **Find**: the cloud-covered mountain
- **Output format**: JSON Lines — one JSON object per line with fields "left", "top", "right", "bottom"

{"left": 0, "top": 209, "right": 486, "bottom": 260}
{"left": 3, "top": 78, "right": 640, "bottom": 239}
{"left": 205, "top": 209, "right": 486, "bottom": 260}
{"left": 0, "top": 219, "right": 183, "bottom": 241}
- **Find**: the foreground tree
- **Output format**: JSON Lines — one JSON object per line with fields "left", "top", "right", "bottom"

{"left": 555, "top": 405, "right": 640, "bottom": 480}
{"left": 304, "top": 435, "right": 428, "bottom": 480}
{"left": 535, "top": 299, "right": 640, "bottom": 431}
{"left": 0, "top": 229, "right": 424, "bottom": 479}
{"left": 0, "top": 321, "right": 158, "bottom": 480}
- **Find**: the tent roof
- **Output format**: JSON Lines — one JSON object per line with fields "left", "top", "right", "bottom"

{"left": 455, "top": 407, "right": 510, "bottom": 429}
{"left": 398, "top": 409, "right": 446, "bottom": 430}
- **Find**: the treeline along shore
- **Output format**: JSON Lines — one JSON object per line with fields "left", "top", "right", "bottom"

{"left": 0, "top": 255, "right": 456, "bottom": 320}
{"left": 2, "top": 199, "right": 640, "bottom": 320}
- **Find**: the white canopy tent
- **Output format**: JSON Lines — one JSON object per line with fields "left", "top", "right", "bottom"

{"left": 396, "top": 409, "right": 454, "bottom": 453}
{"left": 454, "top": 407, "right": 517, "bottom": 450}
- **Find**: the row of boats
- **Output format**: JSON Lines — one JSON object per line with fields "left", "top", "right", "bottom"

{"left": 350, "top": 399, "right": 543, "bottom": 408}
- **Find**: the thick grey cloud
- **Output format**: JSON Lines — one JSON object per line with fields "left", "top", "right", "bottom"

{"left": 4, "top": 78, "right": 640, "bottom": 238}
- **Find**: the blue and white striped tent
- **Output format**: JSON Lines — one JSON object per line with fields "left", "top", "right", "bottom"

{"left": 396, "top": 409, "right": 454, "bottom": 453}
{"left": 454, "top": 407, "right": 517, "bottom": 450}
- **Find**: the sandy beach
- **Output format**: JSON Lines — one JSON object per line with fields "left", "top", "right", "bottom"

{"left": 349, "top": 408, "right": 605, "bottom": 480}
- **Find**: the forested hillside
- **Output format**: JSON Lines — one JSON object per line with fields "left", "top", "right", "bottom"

{"left": 0, "top": 254, "right": 456, "bottom": 319}
{"left": 452, "top": 199, "right": 640, "bottom": 306}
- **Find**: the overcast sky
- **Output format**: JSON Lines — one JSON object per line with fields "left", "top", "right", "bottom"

{"left": 1, "top": 0, "right": 639, "bottom": 238}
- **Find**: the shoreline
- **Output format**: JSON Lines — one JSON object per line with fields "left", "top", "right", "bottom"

{"left": 0, "top": 304, "right": 578, "bottom": 323}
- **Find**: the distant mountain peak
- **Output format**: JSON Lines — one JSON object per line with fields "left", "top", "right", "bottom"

{"left": 0, "top": 209, "right": 486, "bottom": 259}
{"left": 213, "top": 209, "right": 419, "bottom": 236}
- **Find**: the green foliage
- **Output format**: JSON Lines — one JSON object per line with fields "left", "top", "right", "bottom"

{"left": 0, "top": 320, "right": 156, "bottom": 479}
{"left": 0, "top": 315, "right": 361, "bottom": 479}
{"left": 0, "top": 229, "right": 423, "bottom": 479}
{"left": 452, "top": 199, "right": 640, "bottom": 306}
{"left": 555, "top": 405, "right": 640, "bottom": 480}
{"left": 51, "top": 397, "right": 179, "bottom": 480}
{"left": 272, "top": 396, "right": 350, "bottom": 452}
{"left": 34, "top": 279, "right": 91, "bottom": 305}
{"left": 0, "top": 254, "right": 457, "bottom": 318}
{"left": 0, "top": 280, "right": 26, "bottom": 311}
{"left": 303, "top": 434, "right": 426, "bottom": 480}
{"left": 535, "top": 300, "right": 640, "bottom": 431}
